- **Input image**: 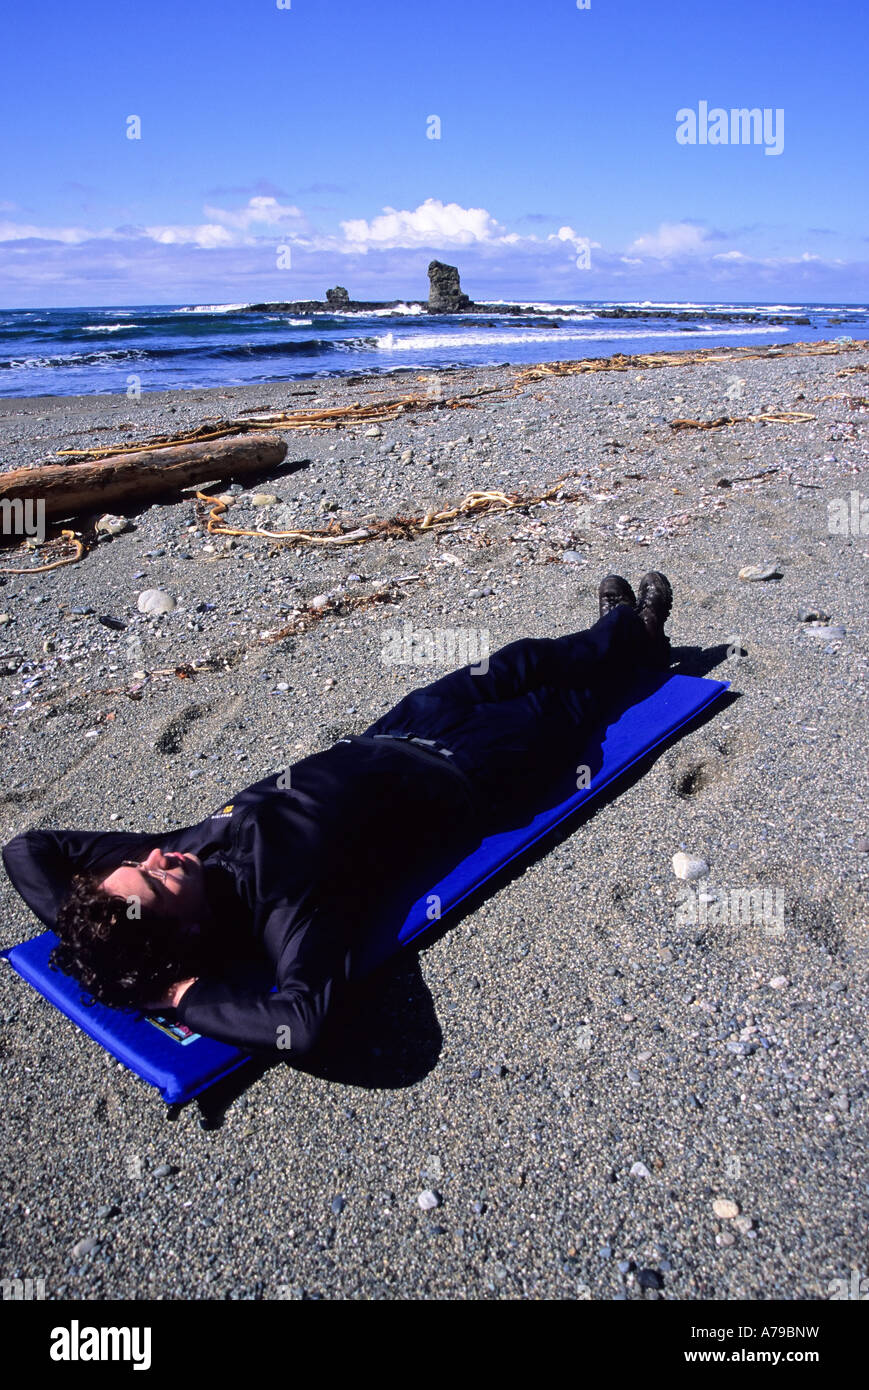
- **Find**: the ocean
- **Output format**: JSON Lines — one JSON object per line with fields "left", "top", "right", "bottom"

{"left": 0, "top": 300, "right": 866, "bottom": 399}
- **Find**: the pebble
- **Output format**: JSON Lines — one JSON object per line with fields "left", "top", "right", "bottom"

{"left": 95, "top": 514, "right": 131, "bottom": 537}
{"left": 769, "top": 975, "right": 789, "bottom": 989}
{"left": 716, "top": 1231, "right": 736, "bottom": 1247}
{"left": 71, "top": 1236, "right": 99, "bottom": 1259}
{"left": 637, "top": 1268, "right": 663, "bottom": 1290}
{"left": 96, "top": 1204, "right": 119, "bottom": 1219}
{"left": 629, "top": 1162, "right": 651, "bottom": 1179}
{"left": 137, "top": 589, "right": 176, "bottom": 616}
{"left": 331, "top": 1196, "right": 345, "bottom": 1215}
{"left": 153, "top": 1163, "right": 176, "bottom": 1179}
{"left": 672, "top": 852, "right": 709, "bottom": 881}
{"left": 364, "top": 426, "right": 382, "bottom": 438}
{"left": 562, "top": 550, "right": 584, "bottom": 564}
{"left": 738, "top": 564, "right": 780, "bottom": 581}
{"left": 733, "top": 1216, "right": 754, "bottom": 1235}
{"left": 627, "top": 1068, "right": 642, "bottom": 1083}
{"left": 308, "top": 595, "right": 330, "bottom": 611}
{"left": 252, "top": 493, "right": 278, "bottom": 507}
{"left": 855, "top": 837, "right": 869, "bottom": 854}
{"left": 797, "top": 605, "right": 831, "bottom": 623}
{"left": 712, "top": 1198, "right": 740, "bottom": 1219}
{"left": 418, "top": 1190, "right": 441, "bottom": 1211}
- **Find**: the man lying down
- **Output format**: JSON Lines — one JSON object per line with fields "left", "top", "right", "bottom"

{"left": 2, "top": 572, "right": 672, "bottom": 1062}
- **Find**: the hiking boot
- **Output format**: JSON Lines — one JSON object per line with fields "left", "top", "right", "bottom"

{"left": 598, "top": 574, "right": 636, "bottom": 619}
{"left": 635, "top": 571, "right": 673, "bottom": 667}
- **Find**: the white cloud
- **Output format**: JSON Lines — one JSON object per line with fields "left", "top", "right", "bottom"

{"left": 143, "top": 223, "right": 236, "bottom": 249}
{"left": 202, "top": 195, "right": 306, "bottom": 232}
{"left": 628, "top": 222, "right": 712, "bottom": 258}
{"left": 340, "top": 198, "right": 506, "bottom": 250}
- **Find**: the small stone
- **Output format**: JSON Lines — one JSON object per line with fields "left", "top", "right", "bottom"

{"left": 364, "top": 426, "right": 382, "bottom": 438}
{"left": 630, "top": 1162, "right": 651, "bottom": 1179}
{"left": 855, "top": 837, "right": 869, "bottom": 855}
{"left": 797, "top": 605, "right": 831, "bottom": 623}
{"left": 637, "top": 1268, "right": 663, "bottom": 1290}
{"left": 95, "top": 513, "right": 131, "bottom": 536}
{"left": 712, "top": 1198, "right": 740, "bottom": 1219}
{"left": 733, "top": 1216, "right": 754, "bottom": 1235}
{"left": 627, "top": 1068, "right": 642, "bottom": 1083}
{"left": 418, "top": 1189, "right": 441, "bottom": 1211}
{"left": 331, "top": 1196, "right": 345, "bottom": 1215}
{"left": 137, "top": 589, "right": 176, "bottom": 616}
{"left": 769, "top": 975, "right": 789, "bottom": 989}
{"left": 716, "top": 1231, "right": 736, "bottom": 1247}
{"left": 252, "top": 493, "right": 278, "bottom": 507}
{"left": 738, "top": 564, "right": 780, "bottom": 581}
{"left": 562, "top": 550, "right": 584, "bottom": 565}
{"left": 672, "top": 852, "right": 709, "bottom": 881}
{"left": 96, "top": 1204, "right": 119, "bottom": 1219}
{"left": 617, "top": 1259, "right": 632, "bottom": 1274}
{"left": 71, "top": 1236, "right": 99, "bottom": 1259}
{"left": 599, "top": 1245, "right": 612, "bottom": 1258}
{"left": 153, "top": 1163, "right": 176, "bottom": 1179}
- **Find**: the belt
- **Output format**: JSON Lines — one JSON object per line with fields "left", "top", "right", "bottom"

{"left": 372, "top": 732, "right": 456, "bottom": 761}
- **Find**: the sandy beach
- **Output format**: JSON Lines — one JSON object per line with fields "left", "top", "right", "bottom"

{"left": 0, "top": 339, "right": 866, "bottom": 1300}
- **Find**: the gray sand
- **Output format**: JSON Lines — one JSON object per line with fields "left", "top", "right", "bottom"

{"left": 0, "top": 346, "right": 866, "bottom": 1300}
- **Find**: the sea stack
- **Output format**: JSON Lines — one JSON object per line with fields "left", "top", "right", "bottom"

{"left": 428, "top": 260, "right": 471, "bottom": 312}
{"left": 326, "top": 286, "right": 350, "bottom": 308}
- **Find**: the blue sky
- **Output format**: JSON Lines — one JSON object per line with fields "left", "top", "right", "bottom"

{"left": 1, "top": 0, "right": 866, "bottom": 307}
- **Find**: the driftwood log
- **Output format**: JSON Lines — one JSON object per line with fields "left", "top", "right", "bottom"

{"left": 0, "top": 432, "right": 288, "bottom": 522}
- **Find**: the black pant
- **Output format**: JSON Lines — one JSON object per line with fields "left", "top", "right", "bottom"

{"left": 362, "top": 604, "right": 653, "bottom": 822}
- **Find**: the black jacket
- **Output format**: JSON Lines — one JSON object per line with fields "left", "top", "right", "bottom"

{"left": 2, "top": 736, "right": 480, "bottom": 1059}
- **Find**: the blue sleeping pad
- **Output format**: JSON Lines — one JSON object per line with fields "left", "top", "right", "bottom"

{"left": 1, "top": 671, "right": 728, "bottom": 1103}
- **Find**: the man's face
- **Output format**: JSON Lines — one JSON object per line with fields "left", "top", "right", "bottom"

{"left": 100, "top": 848, "right": 209, "bottom": 926}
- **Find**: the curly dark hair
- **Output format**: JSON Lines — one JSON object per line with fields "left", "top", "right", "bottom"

{"left": 50, "top": 871, "right": 208, "bottom": 1012}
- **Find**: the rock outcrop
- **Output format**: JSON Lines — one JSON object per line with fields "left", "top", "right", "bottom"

{"left": 326, "top": 286, "right": 350, "bottom": 308}
{"left": 428, "top": 261, "right": 471, "bottom": 313}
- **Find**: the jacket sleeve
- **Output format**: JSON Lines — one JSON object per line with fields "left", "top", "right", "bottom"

{"left": 2, "top": 828, "right": 163, "bottom": 931}
{"left": 175, "top": 902, "right": 349, "bottom": 1059}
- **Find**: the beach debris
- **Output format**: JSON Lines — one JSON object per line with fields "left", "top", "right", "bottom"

{"left": 712, "top": 1198, "right": 740, "bottom": 1220}
{"left": 0, "top": 433, "right": 287, "bottom": 519}
{"left": 137, "top": 589, "right": 176, "bottom": 616}
{"left": 738, "top": 563, "right": 781, "bottom": 581}
{"left": 0, "top": 529, "right": 85, "bottom": 575}
{"left": 670, "top": 411, "right": 815, "bottom": 431}
{"left": 194, "top": 475, "right": 589, "bottom": 551}
{"left": 672, "top": 852, "right": 709, "bottom": 881}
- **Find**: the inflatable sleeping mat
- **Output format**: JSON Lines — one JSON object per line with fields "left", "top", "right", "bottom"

{"left": 1, "top": 672, "right": 729, "bottom": 1104}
